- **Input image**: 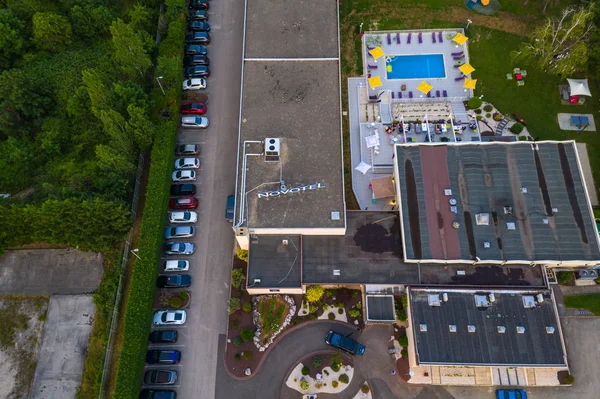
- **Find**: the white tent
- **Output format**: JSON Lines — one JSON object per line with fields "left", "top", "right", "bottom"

{"left": 567, "top": 79, "right": 592, "bottom": 97}
{"left": 355, "top": 161, "right": 372, "bottom": 175}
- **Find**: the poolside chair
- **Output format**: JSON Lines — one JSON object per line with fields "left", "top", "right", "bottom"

{"left": 453, "top": 64, "right": 460, "bottom": 68}
{"left": 396, "top": 33, "right": 400, "bottom": 44}
{"left": 436, "top": 90, "right": 440, "bottom": 97}
{"left": 506, "top": 73, "right": 513, "bottom": 80}
{"left": 517, "top": 80, "right": 525, "bottom": 86}
{"left": 453, "top": 55, "right": 464, "bottom": 60}
{"left": 387, "top": 33, "right": 391, "bottom": 45}
{"left": 455, "top": 76, "right": 465, "bottom": 81}
{"left": 368, "top": 64, "right": 378, "bottom": 69}
{"left": 443, "top": 90, "right": 447, "bottom": 97}
{"left": 451, "top": 51, "right": 463, "bottom": 56}
{"left": 367, "top": 46, "right": 375, "bottom": 50}
{"left": 432, "top": 32, "right": 436, "bottom": 43}
{"left": 513, "top": 68, "right": 521, "bottom": 74}
{"left": 407, "top": 32, "right": 412, "bottom": 44}
{"left": 521, "top": 70, "right": 527, "bottom": 77}
{"left": 409, "top": 91, "right": 413, "bottom": 98}
{"left": 438, "top": 32, "right": 443, "bottom": 42}
{"left": 427, "top": 91, "right": 431, "bottom": 98}
{"left": 418, "top": 32, "right": 423, "bottom": 44}
{"left": 399, "top": 91, "right": 402, "bottom": 99}
{"left": 392, "top": 92, "right": 395, "bottom": 99}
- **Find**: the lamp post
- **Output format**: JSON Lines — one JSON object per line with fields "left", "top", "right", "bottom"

{"left": 466, "top": 19, "right": 472, "bottom": 30}
{"left": 359, "top": 23, "right": 364, "bottom": 35}
{"left": 156, "top": 76, "right": 166, "bottom": 96}
{"left": 131, "top": 248, "right": 142, "bottom": 260}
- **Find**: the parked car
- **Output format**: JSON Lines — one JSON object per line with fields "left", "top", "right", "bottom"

{"left": 181, "top": 116, "right": 209, "bottom": 129}
{"left": 189, "top": 10, "right": 208, "bottom": 21}
{"left": 157, "top": 274, "right": 192, "bottom": 288}
{"left": 169, "top": 196, "right": 198, "bottom": 209}
{"left": 172, "top": 170, "right": 196, "bottom": 182}
{"left": 146, "top": 350, "right": 182, "bottom": 365}
{"left": 174, "top": 157, "right": 200, "bottom": 169}
{"left": 189, "top": 0, "right": 209, "bottom": 11}
{"left": 184, "top": 55, "right": 209, "bottom": 66}
{"left": 325, "top": 331, "right": 365, "bottom": 356}
{"left": 170, "top": 183, "right": 196, "bottom": 196}
{"left": 185, "top": 44, "right": 207, "bottom": 55}
{"left": 185, "top": 65, "right": 210, "bottom": 78}
{"left": 188, "top": 21, "right": 210, "bottom": 32}
{"left": 164, "top": 226, "right": 195, "bottom": 239}
{"left": 176, "top": 144, "right": 199, "bottom": 156}
{"left": 186, "top": 32, "right": 210, "bottom": 44}
{"left": 496, "top": 389, "right": 527, "bottom": 399}
{"left": 181, "top": 102, "right": 207, "bottom": 115}
{"left": 149, "top": 330, "right": 178, "bottom": 343}
{"left": 143, "top": 370, "right": 178, "bottom": 385}
{"left": 163, "top": 242, "right": 195, "bottom": 255}
{"left": 182, "top": 78, "right": 206, "bottom": 91}
{"left": 153, "top": 310, "right": 187, "bottom": 326}
{"left": 139, "top": 389, "right": 177, "bottom": 399}
{"left": 163, "top": 260, "right": 190, "bottom": 272}
{"left": 225, "top": 195, "right": 235, "bottom": 222}
{"left": 169, "top": 211, "right": 198, "bottom": 224}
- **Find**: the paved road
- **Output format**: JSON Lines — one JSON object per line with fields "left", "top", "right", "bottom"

{"left": 155, "top": 0, "right": 244, "bottom": 397}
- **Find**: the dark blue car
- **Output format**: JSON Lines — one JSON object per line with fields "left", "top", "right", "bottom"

{"left": 325, "top": 331, "right": 365, "bottom": 356}
{"left": 496, "top": 389, "right": 527, "bottom": 399}
{"left": 225, "top": 195, "right": 235, "bottom": 222}
{"left": 146, "top": 350, "right": 181, "bottom": 365}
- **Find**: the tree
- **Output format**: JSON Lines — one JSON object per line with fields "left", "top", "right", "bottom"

{"left": 127, "top": 3, "right": 153, "bottom": 33}
{"left": 231, "top": 268, "right": 246, "bottom": 289}
{"left": 512, "top": 5, "right": 596, "bottom": 76}
{"left": 32, "top": 12, "right": 72, "bottom": 51}
{"left": 82, "top": 68, "right": 112, "bottom": 118}
{"left": 126, "top": 104, "right": 155, "bottom": 151}
{"left": 156, "top": 54, "right": 183, "bottom": 88}
{"left": 70, "top": 3, "right": 114, "bottom": 41}
{"left": 306, "top": 285, "right": 325, "bottom": 303}
{"left": 0, "top": 9, "right": 27, "bottom": 65}
{"left": 109, "top": 18, "right": 152, "bottom": 80}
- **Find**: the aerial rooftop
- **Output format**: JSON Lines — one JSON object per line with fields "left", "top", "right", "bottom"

{"left": 409, "top": 288, "right": 566, "bottom": 366}
{"left": 395, "top": 141, "right": 600, "bottom": 264}
{"left": 247, "top": 235, "right": 301, "bottom": 289}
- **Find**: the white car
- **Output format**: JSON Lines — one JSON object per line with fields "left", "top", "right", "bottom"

{"left": 153, "top": 310, "right": 187, "bottom": 325}
{"left": 172, "top": 170, "right": 196, "bottom": 182}
{"left": 181, "top": 116, "right": 209, "bottom": 129}
{"left": 182, "top": 78, "right": 207, "bottom": 91}
{"left": 164, "top": 260, "right": 190, "bottom": 272}
{"left": 174, "top": 158, "right": 200, "bottom": 169}
{"left": 169, "top": 211, "right": 198, "bottom": 224}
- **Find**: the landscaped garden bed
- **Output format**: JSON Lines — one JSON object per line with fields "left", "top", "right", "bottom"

{"left": 154, "top": 290, "right": 191, "bottom": 309}
{"left": 253, "top": 295, "right": 295, "bottom": 348}
{"left": 295, "top": 286, "right": 364, "bottom": 327}
{"left": 285, "top": 352, "right": 354, "bottom": 394}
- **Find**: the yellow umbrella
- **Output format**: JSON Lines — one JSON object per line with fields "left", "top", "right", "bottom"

{"left": 459, "top": 62, "right": 475, "bottom": 76}
{"left": 369, "top": 46, "right": 385, "bottom": 60}
{"left": 416, "top": 81, "right": 433, "bottom": 94}
{"left": 463, "top": 78, "right": 477, "bottom": 89}
{"left": 452, "top": 32, "right": 468, "bottom": 45}
{"left": 368, "top": 76, "right": 382, "bottom": 89}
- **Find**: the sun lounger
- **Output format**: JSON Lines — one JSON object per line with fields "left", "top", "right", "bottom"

{"left": 455, "top": 76, "right": 465, "bottom": 81}
{"left": 432, "top": 32, "right": 436, "bottom": 43}
{"left": 438, "top": 32, "right": 443, "bottom": 42}
{"left": 368, "top": 64, "right": 377, "bottom": 69}
{"left": 451, "top": 51, "right": 463, "bottom": 56}
{"left": 396, "top": 33, "right": 400, "bottom": 44}
{"left": 436, "top": 90, "right": 440, "bottom": 97}
{"left": 399, "top": 91, "right": 402, "bottom": 99}
{"left": 453, "top": 55, "right": 464, "bottom": 60}
{"left": 443, "top": 90, "right": 447, "bottom": 97}
{"left": 392, "top": 92, "right": 395, "bottom": 99}
{"left": 418, "top": 32, "right": 422, "bottom": 44}
{"left": 367, "top": 46, "right": 375, "bottom": 50}
{"left": 427, "top": 91, "right": 431, "bottom": 98}
{"left": 453, "top": 64, "right": 460, "bottom": 68}
{"left": 407, "top": 32, "right": 411, "bottom": 44}
{"left": 409, "top": 91, "right": 413, "bottom": 98}
{"left": 387, "top": 33, "right": 391, "bottom": 45}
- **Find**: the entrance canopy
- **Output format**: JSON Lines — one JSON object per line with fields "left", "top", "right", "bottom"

{"left": 567, "top": 79, "right": 592, "bottom": 97}
{"left": 371, "top": 175, "right": 395, "bottom": 199}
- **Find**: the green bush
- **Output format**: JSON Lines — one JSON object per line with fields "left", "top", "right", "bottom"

{"left": 231, "top": 320, "right": 239, "bottom": 330}
{"left": 483, "top": 104, "right": 493, "bottom": 112}
{"left": 300, "top": 380, "right": 310, "bottom": 390}
{"left": 493, "top": 113, "right": 503, "bottom": 121}
{"left": 485, "top": 113, "right": 492, "bottom": 118}
{"left": 352, "top": 291, "right": 359, "bottom": 297}
{"left": 231, "top": 268, "right": 246, "bottom": 289}
{"left": 474, "top": 108, "right": 482, "bottom": 114}
{"left": 338, "top": 374, "right": 349, "bottom": 384}
{"left": 240, "top": 328, "right": 254, "bottom": 342}
{"left": 401, "top": 349, "right": 408, "bottom": 358}
{"left": 331, "top": 362, "right": 341, "bottom": 372}
{"left": 564, "top": 374, "right": 574, "bottom": 384}
{"left": 355, "top": 302, "right": 361, "bottom": 309}
{"left": 476, "top": 115, "right": 483, "bottom": 121}
{"left": 306, "top": 285, "right": 325, "bottom": 303}
{"left": 228, "top": 298, "right": 241, "bottom": 314}
{"left": 510, "top": 122, "right": 524, "bottom": 134}
{"left": 232, "top": 336, "right": 243, "bottom": 347}
{"left": 518, "top": 136, "right": 527, "bottom": 141}
{"left": 396, "top": 308, "right": 407, "bottom": 321}
{"left": 302, "top": 366, "right": 310, "bottom": 375}
{"left": 169, "top": 297, "right": 182, "bottom": 308}
{"left": 243, "top": 302, "right": 252, "bottom": 312}
{"left": 557, "top": 271, "right": 575, "bottom": 285}
{"left": 467, "top": 97, "right": 482, "bottom": 109}
{"left": 325, "top": 289, "right": 336, "bottom": 298}
{"left": 348, "top": 309, "right": 360, "bottom": 318}
{"left": 332, "top": 381, "right": 339, "bottom": 388}
{"left": 401, "top": 295, "right": 408, "bottom": 308}
{"left": 328, "top": 312, "right": 336, "bottom": 320}
{"left": 236, "top": 248, "right": 248, "bottom": 262}
{"left": 312, "top": 356, "right": 322, "bottom": 368}
{"left": 242, "top": 351, "right": 252, "bottom": 361}
{"left": 398, "top": 335, "right": 409, "bottom": 347}
{"left": 234, "top": 353, "right": 241, "bottom": 360}
{"left": 337, "top": 308, "right": 343, "bottom": 314}
{"left": 361, "top": 384, "right": 370, "bottom": 393}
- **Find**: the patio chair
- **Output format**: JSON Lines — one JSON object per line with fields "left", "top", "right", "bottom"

{"left": 387, "top": 33, "right": 391, "bottom": 45}
{"left": 432, "top": 32, "right": 436, "bottom": 43}
{"left": 367, "top": 46, "right": 375, "bottom": 50}
{"left": 451, "top": 51, "right": 463, "bottom": 56}
{"left": 407, "top": 32, "right": 412, "bottom": 44}
{"left": 513, "top": 68, "right": 521, "bottom": 74}
{"left": 443, "top": 90, "right": 447, "bottom": 97}
{"left": 453, "top": 55, "right": 464, "bottom": 60}
{"left": 455, "top": 76, "right": 465, "bottom": 81}
{"left": 396, "top": 33, "right": 400, "bottom": 44}
{"left": 368, "top": 64, "right": 378, "bottom": 69}
{"left": 418, "top": 32, "right": 423, "bottom": 44}
{"left": 506, "top": 73, "right": 513, "bottom": 80}
{"left": 521, "top": 70, "right": 527, "bottom": 77}
{"left": 391, "top": 92, "right": 395, "bottom": 99}
{"left": 438, "top": 32, "right": 443, "bottom": 42}
{"left": 453, "top": 64, "right": 460, "bottom": 68}
{"left": 409, "top": 91, "right": 413, "bottom": 98}
{"left": 436, "top": 90, "right": 440, "bottom": 97}
{"left": 427, "top": 91, "right": 431, "bottom": 98}
{"left": 399, "top": 91, "right": 402, "bottom": 99}
{"left": 517, "top": 80, "right": 525, "bottom": 86}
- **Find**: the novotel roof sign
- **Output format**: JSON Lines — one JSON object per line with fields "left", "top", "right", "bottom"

{"left": 257, "top": 183, "right": 326, "bottom": 198}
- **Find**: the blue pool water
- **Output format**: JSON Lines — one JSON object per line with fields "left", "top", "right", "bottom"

{"left": 386, "top": 54, "right": 446, "bottom": 79}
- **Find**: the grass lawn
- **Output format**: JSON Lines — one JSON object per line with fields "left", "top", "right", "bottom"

{"left": 564, "top": 293, "right": 600, "bottom": 315}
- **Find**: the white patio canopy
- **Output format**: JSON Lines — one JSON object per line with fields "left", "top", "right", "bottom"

{"left": 567, "top": 79, "right": 592, "bottom": 97}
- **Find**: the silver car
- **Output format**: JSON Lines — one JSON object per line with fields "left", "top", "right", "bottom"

{"left": 172, "top": 170, "right": 196, "bottom": 182}
{"left": 182, "top": 78, "right": 207, "bottom": 91}
{"left": 163, "top": 242, "right": 195, "bottom": 255}
{"left": 164, "top": 260, "right": 190, "bottom": 272}
{"left": 181, "top": 116, "right": 209, "bottom": 129}
{"left": 164, "top": 226, "right": 196, "bottom": 239}
{"left": 174, "top": 158, "right": 200, "bottom": 169}
{"left": 169, "top": 211, "right": 198, "bottom": 224}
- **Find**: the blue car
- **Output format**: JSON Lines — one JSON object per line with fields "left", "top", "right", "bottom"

{"left": 225, "top": 195, "right": 235, "bottom": 222}
{"left": 496, "top": 389, "right": 527, "bottom": 399}
{"left": 146, "top": 350, "right": 181, "bottom": 365}
{"left": 325, "top": 331, "right": 365, "bottom": 356}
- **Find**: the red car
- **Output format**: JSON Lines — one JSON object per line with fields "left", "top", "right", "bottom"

{"left": 181, "top": 102, "right": 206, "bottom": 115}
{"left": 169, "top": 196, "right": 199, "bottom": 209}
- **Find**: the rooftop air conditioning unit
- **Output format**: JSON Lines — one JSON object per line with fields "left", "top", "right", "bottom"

{"left": 475, "top": 213, "right": 490, "bottom": 225}
{"left": 264, "top": 138, "right": 280, "bottom": 162}
{"left": 475, "top": 295, "right": 489, "bottom": 308}
{"left": 522, "top": 295, "right": 536, "bottom": 309}
{"left": 428, "top": 294, "right": 441, "bottom": 307}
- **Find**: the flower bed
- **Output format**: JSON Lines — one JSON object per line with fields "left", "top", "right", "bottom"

{"left": 295, "top": 288, "right": 364, "bottom": 327}
{"left": 285, "top": 352, "right": 354, "bottom": 394}
{"left": 154, "top": 291, "right": 191, "bottom": 308}
{"left": 253, "top": 295, "right": 296, "bottom": 349}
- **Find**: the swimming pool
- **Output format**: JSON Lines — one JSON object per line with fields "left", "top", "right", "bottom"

{"left": 386, "top": 54, "right": 446, "bottom": 79}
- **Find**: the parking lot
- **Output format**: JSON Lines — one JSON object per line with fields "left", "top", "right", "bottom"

{"left": 140, "top": 0, "right": 244, "bottom": 396}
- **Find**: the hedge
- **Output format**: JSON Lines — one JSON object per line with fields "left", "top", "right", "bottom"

{"left": 112, "top": 3, "right": 186, "bottom": 398}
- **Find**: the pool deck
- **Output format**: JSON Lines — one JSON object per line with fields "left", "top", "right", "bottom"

{"left": 363, "top": 29, "right": 473, "bottom": 102}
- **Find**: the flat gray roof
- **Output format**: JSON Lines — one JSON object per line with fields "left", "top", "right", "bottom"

{"left": 247, "top": 235, "right": 302, "bottom": 288}
{"left": 366, "top": 295, "right": 396, "bottom": 321}
{"left": 396, "top": 142, "right": 600, "bottom": 263}
{"left": 238, "top": 60, "right": 344, "bottom": 229}
{"left": 410, "top": 288, "right": 566, "bottom": 366}
{"left": 244, "top": 0, "right": 339, "bottom": 58}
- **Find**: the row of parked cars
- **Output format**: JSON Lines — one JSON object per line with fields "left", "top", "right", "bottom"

{"left": 140, "top": 2, "right": 211, "bottom": 398}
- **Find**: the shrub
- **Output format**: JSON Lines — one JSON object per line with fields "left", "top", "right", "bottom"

{"left": 309, "top": 304, "right": 317, "bottom": 314}
{"left": 352, "top": 291, "right": 359, "bottom": 297}
{"left": 331, "top": 362, "right": 341, "bottom": 372}
{"left": 300, "top": 380, "right": 310, "bottom": 390}
{"left": 474, "top": 108, "right": 482, "bottom": 114}
{"left": 518, "top": 136, "right": 527, "bottom": 141}
{"left": 231, "top": 268, "right": 245, "bottom": 289}
{"left": 398, "top": 335, "right": 409, "bottom": 347}
{"left": 306, "top": 285, "right": 325, "bottom": 303}
{"left": 510, "top": 122, "right": 524, "bottom": 134}
{"left": 169, "top": 297, "right": 183, "bottom": 308}
{"left": 348, "top": 309, "right": 360, "bottom": 318}
{"left": 401, "top": 349, "right": 408, "bottom": 358}
{"left": 325, "top": 289, "right": 336, "bottom": 298}
{"left": 401, "top": 295, "right": 408, "bottom": 308}
{"left": 312, "top": 356, "right": 322, "bottom": 368}
{"left": 467, "top": 97, "right": 482, "bottom": 109}
{"left": 302, "top": 366, "right": 310, "bottom": 375}
{"left": 564, "top": 374, "right": 574, "bottom": 384}
{"left": 228, "top": 297, "right": 241, "bottom": 314}
{"left": 232, "top": 336, "right": 243, "bottom": 347}
{"left": 328, "top": 312, "right": 336, "bottom": 320}
{"left": 335, "top": 302, "right": 344, "bottom": 308}
{"left": 557, "top": 271, "right": 575, "bottom": 285}
{"left": 242, "top": 351, "right": 252, "bottom": 361}
{"left": 324, "top": 369, "right": 329, "bottom": 375}
{"left": 483, "top": 104, "right": 493, "bottom": 112}
{"left": 234, "top": 353, "right": 241, "bottom": 360}
{"left": 331, "top": 352, "right": 343, "bottom": 366}
{"left": 243, "top": 302, "right": 252, "bottom": 312}
{"left": 355, "top": 302, "right": 362, "bottom": 309}
{"left": 485, "top": 113, "right": 491, "bottom": 118}
{"left": 493, "top": 113, "right": 503, "bottom": 121}
{"left": 396, "top": 308, "right": 407, "bottom": 321}
{"left": 240, "top": 328, "right": 254, "bottom": 342}
{"left": 476, "top": 116, "right": 482, "bottom": 121}
{"left": 236, "top": 248, "right": 248, "bottom": 262}
{"left": 179, "top": 291, "right": 189, "bottom": 300}
{"left": 338, "top": 374, "right": 349, "bottom": 384}
{"left": 323, "top": 304, "right": 329, "bottom": 310}
{"left": 231, "top": 320, "right": 239, "bottom": 330}
{"left": 337, "top": 308, "right": 343, "bottom": 315}
{"left": 332, "top": 381, "right": 339, "bottom": 388}
{"left": 361, "top": 384, "right": 370, "bottom": 393}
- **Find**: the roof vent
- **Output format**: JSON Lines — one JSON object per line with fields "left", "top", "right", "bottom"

{"left": 483, "top": 241, "right": 491, "bottom": 249}
{"left": 331, "top": 211, "right": 341, "bottom": 220}
{"left": 546, "top": 326, "right": 555, "bottom": 334}
{"left": 444, "top": 189, "right": 452, "bottom": 196}
{"left": 428, "top": 294, "right": 441, "bottom": 307}
{"left": 521, "top": 187, "right": 528, "bottom": 193}
{"left": 506, "top": 222, "right": 516, "bottom": 230}
{"left": 552, "top": 207, "right": 558, "bottom": 213}
{"left": 536, "top": 293, "right": 544, "bottom": 303}
{"left": 452, "top": 222, "right": 460, "bottom": 229}
{"left": 333, "top": 269, "right": 340, "bottom": 276}
{"left": 449, "top": 325, "right": 457, "bottom": 333}
{"left": 475, "top": 213, "right": 490, "bottom": 225}
{"left": 442, "top": 293, "right": 448, "bottom": 302}
{"left": 475, "top": 295, "right": 489, "bottom": 308}
{"left": 503, "top": 206, "right": 513, "bottom": 215}
{"left": 522, "top": 295, "right": 536, "bottom": 308}
{"left": 449, "top": 197, "right": 458, "bottom": 206}
{"left": 420, "top": 324, "right": 428, "bottom": 332}
{"left": 468, "top": 325, "right": 476, "bottom": 333}
{"left": 489, "top": 293, "right": 496, "bottom": 303}
{"left": 282, "top": 239, "right": 288, "bottom": 245}
{"left": 542, "top": 218, "right": 549, "bottom": 224}
{"left": 450, "top": 206, "right": 457, "bottom": 213}
{"left": 516, "top": 326, "right": 525, "bottom": 334}
{"left": 497, "top": 325, "right": 506, "bottom": 333}
{"left": 264, "top": 138, "right": 280, "bottom": 162}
